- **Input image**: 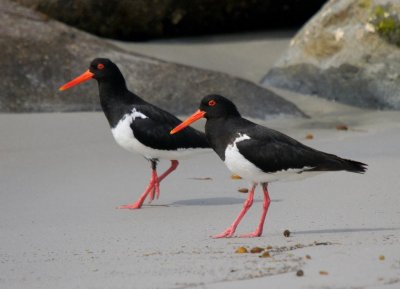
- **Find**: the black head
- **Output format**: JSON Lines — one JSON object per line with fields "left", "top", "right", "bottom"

{"left": 88, "top": 58, "right": 123, "bottom": 82}
{"left": 59, "top": 58, "right": 125, "bottom": 91}
{"left": 199, "top": 94, "right": 241, "bottom": 119}
{"left": 170, "top": 94, "right": 241, "bottom": 135}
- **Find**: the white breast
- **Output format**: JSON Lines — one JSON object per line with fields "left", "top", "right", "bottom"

{"left": 224, "top": 133, "right": 319, "bottom": 183}
{"left": 111, "top": 108, "right": 209, "bottom": 160}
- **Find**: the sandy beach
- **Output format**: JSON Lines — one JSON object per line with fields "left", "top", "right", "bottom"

{"left": 1, "top": 31, "right": 400, "bottom": 289}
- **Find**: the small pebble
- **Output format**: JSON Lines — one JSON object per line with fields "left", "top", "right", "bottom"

{"left": 266, "top": 245, "right": 273, "bottom": 250}
{"left": 336, "top": 124, "right": 348, "bottom": 131}
{"left": 379, "top": 255, "right": 385, "bottom": 261}
{"left": 305, "top": 254, "right": 311, "bottom": 259}
{"left": 238, "top": 188, "right": 249, "bottom": 193}
{"left": 305, "top": 133, "right": 314, "bottom": 140}
{"left": 283, "top": 229, "right": 291, "bottom": 237}
{"left": 235, "top": 247, "right": 248, "bottom": 254}
{"left": 231, "top": 174, "right": 242, "bottom": 179}
{"left": 319, "top": 271, "right": 329, "bottom": 275}
{"left": 296, "top": 270, "right": 304, "bottom": 277}
{"left": 259, "top": 251, "right": 271, "bottom": 258}
{"left": 250, "top": 247, "right": 264, "bottom": 253}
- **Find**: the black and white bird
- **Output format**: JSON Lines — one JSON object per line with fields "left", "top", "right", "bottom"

{"left": 59, "top": 58, "right": 210, "bottom": 209}
{"left": 171, "top": 94, "right": 367, "bottom": 238}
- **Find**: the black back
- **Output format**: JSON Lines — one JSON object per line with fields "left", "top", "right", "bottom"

{"left": 200, "top": 95, "right": 367, "bottom": 173}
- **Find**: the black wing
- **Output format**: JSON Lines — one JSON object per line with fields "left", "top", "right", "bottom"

{"left": 236, "top": 124, "right": 366, "bottom": 173}
{"left": 130, "top": 103, "right": 209, "bottom": 151}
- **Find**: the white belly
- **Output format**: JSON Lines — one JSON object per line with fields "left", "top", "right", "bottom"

{"left": 111, "top": 110, "right": 209, "bottom": 160}
{"left": 224, "top": 134, "right": 320, "bottom": 183}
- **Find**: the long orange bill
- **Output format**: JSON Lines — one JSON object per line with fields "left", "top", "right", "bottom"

{"left": 170, "top": 109, "right": 206, "bottom": 134}
{"left": 59, "top": 70, "right": 94, "bottom": 91}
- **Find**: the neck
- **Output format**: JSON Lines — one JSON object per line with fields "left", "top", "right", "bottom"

{"left": 228, "top": 107, "right": 241, "bottom": 118}
{"left": 97, "top": 78, "right": 131, "bottom": 128}
{"left": 204, "top": 117, "right": 234, "bottom": 160}
{"left": 98, "top": 76, "right": 127, "bottom": 97}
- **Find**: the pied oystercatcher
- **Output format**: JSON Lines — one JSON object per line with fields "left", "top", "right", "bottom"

{"left": 171, "top": 94, "right": 367, "bottom": 238}
{"left": 59, "top": 58, "right": 210, "bottom": 209}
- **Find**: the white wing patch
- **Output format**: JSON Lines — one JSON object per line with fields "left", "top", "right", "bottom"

{"left": 131, "top": 108, "right": 148, "bottom": 120}
{"left": 111, "top": 108, "right": 209, "bottom": 159}
{"left": 224, "top": 133, "right": 319, "bottom": 183}
{"left": 233, "top": 134, "right": 250, "bottom": 143}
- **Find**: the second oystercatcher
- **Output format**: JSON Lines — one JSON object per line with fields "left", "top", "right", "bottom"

{"left": 59, "top": 58, "right": 210, "bottom": 209}
{"left": 171, "top": 94, "right": 367, "bottom": 238}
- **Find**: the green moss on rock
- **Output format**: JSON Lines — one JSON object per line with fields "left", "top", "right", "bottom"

{"left": 358, "top": 0, "right": 372, "bottom": 9}
{"left": 369, "top": 4, "right": 400, "bottom": 47}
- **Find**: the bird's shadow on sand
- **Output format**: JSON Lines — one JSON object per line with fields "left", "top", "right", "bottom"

{"left": 293, "top": 227, "right": 400, "bottom": 235}
{"left": 171, "top": 197, "right": 282, "bottom": 206}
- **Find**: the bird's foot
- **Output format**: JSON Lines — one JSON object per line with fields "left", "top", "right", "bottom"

{"left": 212, "top": 228, "right": 236, "bottom": 239}
{"left": 117, "top": 201, "right": 142, "bottom": 210}
{"left": 238, "top": 231, "right": 262, "bottom": 238}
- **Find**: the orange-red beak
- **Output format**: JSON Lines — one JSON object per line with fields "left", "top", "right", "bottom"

{"left": 59, "top": 70, "right": 94, "bottom": 91}
{"left": 170, "top": 109, "right": 206, "bottom": 134}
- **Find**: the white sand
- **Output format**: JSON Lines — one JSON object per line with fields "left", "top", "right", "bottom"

{"left": 1, "top": 31, "right": 400, "bottom": 289}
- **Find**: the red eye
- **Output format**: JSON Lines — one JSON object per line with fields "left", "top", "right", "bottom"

{"left": 208, "top": 100, "right": 216, "bottom": 106}
{"left": 97, "top": 63, "right": 105, "bottom": 70}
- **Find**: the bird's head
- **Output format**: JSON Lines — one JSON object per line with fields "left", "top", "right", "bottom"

{"left": 170, "top": 94, "right": 240, "bottom": 135}
{"left": 198, "top": 94, "right": 240, "bottom": 119}
{"left": 59, "top": 58, "right": 122, "bottom": 91}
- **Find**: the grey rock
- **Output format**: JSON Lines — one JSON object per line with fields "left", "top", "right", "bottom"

{"left": 14, "top": 0, "right": 326, "bottom": 40}
{"left": 0, "top": 0, "right": 305, "bottom": 119}
{"left": 262, "top": 0, "right": 400, "bottom": 110}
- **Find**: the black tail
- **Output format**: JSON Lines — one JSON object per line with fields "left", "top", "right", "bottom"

{"left": 308, "top": 153, "right": 368, "bottom": 174}
{"left": 343, "top": 159, "right": 368, "bottom": 173}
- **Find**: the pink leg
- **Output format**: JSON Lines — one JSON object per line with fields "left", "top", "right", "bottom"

{"left": 117, "top": 160, "right": 179, "bottom": 209}
{"left": 149, "top": 160, "right": 179, "bottom": 201}
{"left": 212, "top": 184, "right": 257, "bottom": 238}
{"left": 148, "top": 160, "right": 159, "bottom": 202}
{"left": 153, "top": 160, "right": 179, "bottom": 200}
{"left": 148, "top": 169, "right": 160, "bottom": 202}
{"left": 239, "top": 183, "right": 271, "bottom": 238}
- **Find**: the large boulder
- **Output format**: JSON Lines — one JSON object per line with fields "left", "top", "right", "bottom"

{"left": 14, "top": 0, "right": 326, "bottom": 40}
{"left": 0, "top": 0, "right": 305, "bottom": 119}
{"left": 262, "top": 0, "right": 400, "bottom": 110}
